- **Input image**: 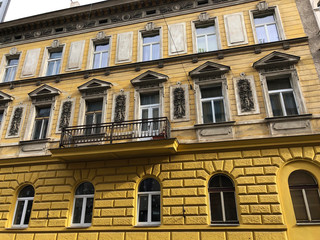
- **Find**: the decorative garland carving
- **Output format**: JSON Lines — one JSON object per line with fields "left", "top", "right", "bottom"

{"left": 9, "top": 107, "right": 23, "bottom": 136}
{"left": 237, "top": 78, "right": 254, "bottom": 112}
{"left": 114, "top": 95, "right": 126, "bottom": 122}
{"left": 59, "top": 101, "right": 72, "bottom": 129}
{"left": 173, "top": 87, "right": 186, "bottom": 119}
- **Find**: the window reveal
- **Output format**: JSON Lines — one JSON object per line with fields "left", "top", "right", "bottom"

{"left": 46, "top": 51, "right": 62, "bottom": 76}
{"left": 3, "top": 58, "right": 19, "bottom": 82}
{"left": 93, "top": 43, "right": 109, "bottom": 69}
{"left": 33, "top": 106, "right": 51, "bottom": 140}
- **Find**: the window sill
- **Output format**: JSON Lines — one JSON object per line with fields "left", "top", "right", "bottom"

{"left": 210, "top": 223, "right": 239, "bottom": 227}
{"left": 194, "top": 121, "right": 235, "bottom": 129}
{"left": 67, "top": 224, "right": 92, "bottom": 229}
{"left": 265, "top": 114, "right": 312, "bottom": 122}
{"left": 135, "top": 223, "right": 161, "bottom": 227}
{"left": 19, "top": 138, "right": 50, "bottom": 145}
{"left": 6, "top": 226, "right": 28, "bottom": 230}
{"left": 296, "top": 222, "right": 320, "bottom": 226}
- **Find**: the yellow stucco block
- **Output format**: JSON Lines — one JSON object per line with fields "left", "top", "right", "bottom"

{"left": 115, "top": 182, "right": 135, "bottom": 190}
{"left": 271, "top": 204, "right": 282, "bottom": 214}
{"left": 15, "top": 234, "right": 34, "bottom": 240}
{"left": 243, "top": 150, "right": 261, "bottom": 158}
{"left": 271, "top": 157, "right": 283, "bottom": 167}
{"left": 236, "top": 176, "right": 255, "bottom": 185}
{"left": 171, "top": 188, "right": 197, "bottom": 196}
{"left": 196, "top": 153, "right": 218, "bottom": 160}
{"left": 171, "top": 170, "right": 196, "bottom": 179}
{"left": 242, "top": 215, "right": 262, "bottom": 224}
{"left": 250, "top": 205, "right": 271, "bottom": 214}
{"left": 103, "top": 190, "right": 127, "bottom": 199}
{"left": 252, "top": 157, "right": 271, "bottom": 166}
{"left": 213, "top": 160, "right": 224, "bottom": 171}
{"left": 259, "top": 194, "right": 280, "bottom": 204}
{"left": 101, "top": 208, "right": 126, "bottom": 217}
{"left": 48, "top": 219, "right": 67, "bottom": 227}
{"left": 163, "top": 216, "right": 184, "bottom": 224}
{"left": 171, "top": 154, "right": 195, "bottom": 162}
{"left": 218, "top": 151, "right": 242, "bottom": 159}
{"left": 239, "top": 195, "right": 259, "bottom": 204}
{"left": 148, "top": 232, "right": 170, "bottom": 240}
{"left": 254, "top": 232, "right": 287, "bottom": 240}
{"left": 289, "top": 147, "right": 303, "bottom": 159}
{"left": 184, "top": 162, "right": 203, "bottom": 170}
{"left": 13, "top": 166, "right": 30, "bottom": 173}
{"left": 234, "top": 159, "right": 252, "bottom": 167}
{"left": 256, "top": 176, "right": 276, "bottom": 184}
{"left": 162, "top": 163, "right": 183, "bottom": 171}
{"left": 247, "top": 185, "right": 267, "bottom": 194}
{"left": 261, "top": 149, "right": 279, "bottom": 157}
{"left": 172, "top": 232, "right": 199, "bottom": 240}
{"left": 34, "top": 233, "right": 57, "bottom": 240}
{"left": 163, "top": 197, "right": 184, "bottom": 206}
{"left": 262, "top": 215, "right": 284, "bottom": 224}
{"left": 238, "top": 186, "right": 247, "bottom": 194}
{"left": 245, "top": 167, "right": 264, "bottom": 175}
{"left": 264, "top": 166, "right": 278, "bottom": 175}
{"left": 223, "top": 160, "right": 234, "bottom": 173}
{"left": 0, "top": 233, "right": 15, "bottom": 240}
{"left": 112, "top": 217, "right": 132, "bottom": 226}
{"left": 267, "top": 185, "right": 278, "bottom": 194}
{"left": 152, "top": 164, "right": 161, "bottom": 176}
{"left": 303, "top": 147, "right": 315, "bottom": 159}
{"left": 45, "top": 178, "right": 65, "bottom": 185}
{"left": 226, "top": 232, "right": 253, "bottom": 240}
{"left": 184, "top": 196, "right": 206, "bottom": 205}
{"left": 201, "top": 232, "right": 225, "bottom": 240}
{"left": 29, "top": 219, "right": 48, "bottom": 227}
{"left": 114, "top": 199, "right": 134, "bottom": 207}
{"left": 57, "top": 233, "right": 77, "bottom": 240}
{"left": 240, "top": 205, "right": 250, "bottom": 214}
{"left": 78, "top": 233, "right": 99, "bottom": 240}
{"left": 279, "top": 148, "right": 292, "bottom": 161}
{"left": 117, "top": 166, "right": 137, "bottom": 174}
{"left": 42, "top": 193, "right": 64, "bottom": 201}
{"left": 231, "top": 168, "right": 244, "bottom": 178}
{"left": 99, "top": 232, "right": 125, "bottom": 240}
{"left": 185, "top": 216, "right": 207, "bottom": 224}
{"left": 184, "top": 179, "right": 205, "bottom": 187}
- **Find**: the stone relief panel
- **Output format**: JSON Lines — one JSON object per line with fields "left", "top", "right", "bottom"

{"left": 56, "top": 98, "right": 75, "bottom": 133}
{"left": 170, "top": 84, "right": 190, "bottom": 122}
{"left": 111, "top": 91, "right": 129, "bottom": 123}
{"left": 6, "top": 105, "right": 25, "bottom": 138}
{"left": 233, "top": 74, "right": 259, "bottom": 115}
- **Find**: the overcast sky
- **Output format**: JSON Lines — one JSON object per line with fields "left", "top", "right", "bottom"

{"left": 5, "top": 0, "right": 106, "bottom": 21}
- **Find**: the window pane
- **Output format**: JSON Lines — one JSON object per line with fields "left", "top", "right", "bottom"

{"left": 13, "top": 200, "right": 25, "bottom": 225}
{"left": 290, "top": 189, "right": 309, "bottom": 222}
{"left": 289, "top": 171, "right": 318, "bottom": 186}
{"left": 197, "top": 35, "right": 206, "bottom": 52}
{"left": 139, "top": 178, "right": 160, "bottom": 192}
{"left": 196, "top": 25, "right": 215, "bottom": 35}
{"left": 50, "top": 52, "right": 62, "bottom": 59}
{"left": 93, "top": 53, "right": 101, "bottom": 69}
{"left": 84, "top": 197, "right": 94, "bottom": 223}
{"left": 267, "top": 78, "right": 291, "bottom": 90}
{"left": 202, "top": 101, "right": 213, "bottom": 123}
{"left": 138, "top": 195, "right": 148, "bottom": 222}
{"left": 33, "top": 120, "right": 42, "bottom": 140}
{"left": 72, "top": 198, "right": 83, "bottom": 224}
{"left": 269, "top": 93, "right": 283, "bottom": 117}
{"left": 95, "top": 44, "right": 109, "bottom": 52}
{"left": 254, "top": 14, "right": 275, "bottom": 25}
{"left": 201, "top": 86, "right": 222, "bottom": 98}
{"left": 143, "top": 35, "right": 160, "bottom": 44}
{"left": 3, "top": 68, "right": 12, "bottom": 82}
{"left": 210, "top": 192, "right": 223, "bottom": 222}
{"left": 140, "top": 93, "right": 159, "bottom": 105}
{"left": 37, "top": 107, "right": 51, "bottom": 117}
{"left": 55, "top": 60, "right": 61, "bottom": 74}
{"left": 41, "top": 119, "right": 49, "bottom": 139}
{"left": 23, "top": 200, "right": 33, "bottom": 225}
{"left": 101, "top": 52, "right": 109, "bottom": 68}
{"left": 87, "top": 101, "right": 103, "bottom": 112}
{"left": 306, "top": 189, "right": 320, "bottom": 221}
{"left": 152, "top": 43, "right": 160, "bottom": 60}
{"left": 214, "top": 99, "right": 225, "bottom": 123}
{"left": 267, "top": 24, "right": 279, "bottom": 42}
{"left": 256, "top": 26, "right": 267, "bottom": 43}
{"left": 283, "top": 92, "right": 298, "bottom": 116}
{"left": 151, "top": 195, "right": 160, "bottom": 222}
{"left": 224, "top": 192, "right": 238, "bottom": 221}
{"left": 47, "top": 61, "right": 55, "bottom": 75}
{"left": 207, "top": 34, "right": 218, "bottom": 51}
{"left": 86, "top": 114, "right": 94, "bottom": 126}
{"left": 152, "top": 108, "right": 159, "bottom": 119}
{"left": 8, "top": 59, "right": 19, "bottom": 66}
{"left": 76, "top": 182, "right": 94, "bottom": 195}
{"left": 143, "top": 45, "right": 151, "bottom": 61}
{"left": 19, "top": 186, "right": 35, "bottom": 197}
{"left": 95, "top": 113, "right": 102, "bottom": 125}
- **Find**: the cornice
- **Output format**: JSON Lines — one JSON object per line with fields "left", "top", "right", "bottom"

{"left": 0, "top": 0, "right": 259, "bottom": 46}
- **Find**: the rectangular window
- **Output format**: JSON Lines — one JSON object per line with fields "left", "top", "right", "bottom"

{"left": 85, "top": 100, "right": 103, "bottom": 134}
{"left": 200, "top": 85, "right": 226, "bottom": 123}
{"left": 140, "top": 92, "right": 160, "bottom": 132}
{"left": 142, "top": 33, "right": 160, "bottom": 61}
{"left": 3, "top": 58, "right": 19, "bottom": 82}
{"left": 195, "top": 23, "right": 217, "bottom": 53}
{"left": 33, "top": 106, "right": 51, "bottom": 140}
{"left": 93, "top": 43, "right": 109, "bottom": 69}
{"left": 253, "top": 12, "right": 279, "bottom": 43}
{"left": 267, "top": 77, "right": 298, "bottom": 117}
{"left": 46, "top": 51, "right": 62, "bottom": 76}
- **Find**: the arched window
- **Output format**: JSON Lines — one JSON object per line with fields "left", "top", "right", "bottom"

{"left": 137, "top": 178, "right": 161, "bottom": 225}
{"left": 289, "top": 170, "right": 320, "bottom": 223}
{"left": 12, "top": 185, "right": 34, "bottom": 228}
{"left": 208, "top": 174, "right": 238, "bottom": 224}
{"left": 72, "top": 182, "right": 94, "bottom": 227}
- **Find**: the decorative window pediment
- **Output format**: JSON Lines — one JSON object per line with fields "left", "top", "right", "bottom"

{"left": 28, "top": 84, "right": 61, "bottom": 100}
{"left": 130, "top": 70, "right": 168, "bottom": 87}
{"left": 253, "top": 51, "right": 300, "bottom": 70}
{"left": 78, "top": 78, "right": 112, "bottom": 96}
{"left": 0, "top": 91, "right": 13, "bottom": 105}
{"left": 189, "top": 61, "right": 230, "bottom": 80}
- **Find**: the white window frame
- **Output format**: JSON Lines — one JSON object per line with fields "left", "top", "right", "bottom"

{"left": 71, "top": 193, "right": 94, "bottom": 227}
{"left": 260, "top": 70, "right": 306, "bottom": 118}
{"left": 310, "top": 0, "right": 320, "bottom": 29}
{"left": 86, "top": 33, "right": 112, "bottom": 69}
{"left": 249, "top": 6, "right": 286, "bottom": 44}
{"left": 12, "top": 186, "right": 34, "bottom": 229}
{"left": 195, "top": 80, "right": 230, "bottom": 124}
{"left": 78, "top": 96, "right": 107, "bottom": 126}
{"left": 46, "top": 51, "right": 62, "bottom": 76}
{"left": 32, "top": 105, "right": 51, "bottom": 140}
{"left": 39, "top": 44, "right": 65, "bottom": 77}
{"left": 0, "top": 49, "right": 21, "bottom": 83}
{"left": 191, "top": 17, "right": 221, "bottom": 53}
{"left": 138, "top": 27, "right": 162, "bottom": 62}
{"left": 3, "top": 57, "right": 19, "bottom": 82}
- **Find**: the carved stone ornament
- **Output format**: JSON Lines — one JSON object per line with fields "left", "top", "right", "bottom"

{"left": 198, "top": 12, "right": 210, "bottom": 22}
{"left": 173, "top": 87, "right": 186, "bottom": 119}
{"left": 51, "top": 39, "right": 60, "bottom": 49}
{"left": 237, "top": 73, "right": 254, "bottom": 112}
{"left": 96, "top": 31, "right": 107, "bottom": 40}
{"left": 9, "top": 107, "right": 23, "bottom": 136}
{"left": 256, "top": 1, "right": 269, "bottom": 11}
{"left": 59, "top": 101, "right": 72, "bottom": 129}
{"left": 9, "top": 47, "right": 18, "bottom": 55}
{"left": 114, "top": 95, "right": 126, "bottom": 122}
{"left": 145, "top": 22, "right": 155, "bottom": 32}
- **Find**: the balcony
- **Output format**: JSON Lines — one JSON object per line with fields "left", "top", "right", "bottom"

{"left": 59, "top": 117, "right": 171, "bottom": 148}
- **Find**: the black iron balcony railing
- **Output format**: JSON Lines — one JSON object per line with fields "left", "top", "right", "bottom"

{"left": 59, "top": 117, "right": 170, "bottom": 148}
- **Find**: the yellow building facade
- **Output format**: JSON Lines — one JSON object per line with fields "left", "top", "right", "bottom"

{"left": 0, "top": 0, "right": 319, "bottom": 239}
